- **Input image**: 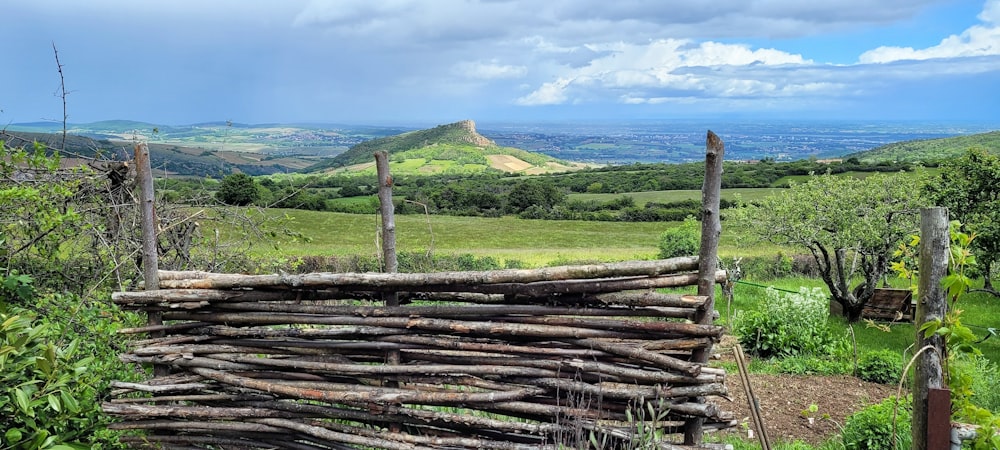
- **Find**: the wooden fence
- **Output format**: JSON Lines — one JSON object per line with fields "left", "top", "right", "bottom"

{"left": 105, "top": 261, "right": 733, "bottom": 449}
{"left": 103, "top": 132, "right": 733, "bottom": 449}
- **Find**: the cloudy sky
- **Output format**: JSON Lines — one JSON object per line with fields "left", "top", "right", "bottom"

{"left": 3, "top": 0, "right": 999, "bottom": 126}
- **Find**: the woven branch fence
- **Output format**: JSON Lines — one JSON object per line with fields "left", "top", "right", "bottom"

{"left": 105, "top": 258, "right": 734, "bottom": 449}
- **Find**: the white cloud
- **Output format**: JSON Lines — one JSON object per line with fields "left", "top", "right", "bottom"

{"left": 860, "top": 0, "right": 1000, "bottom": 63}
{"left": 517, "top": 39, "right": 816, "bottom": 105}
{"left": 981, "top": 0, "right": 1000, "bottom": 24}
{"left": 453, "top": 60, "right": 527, "bottom": 80}
{"left": 516, "top": 78, "right": 573, "bottom": 105}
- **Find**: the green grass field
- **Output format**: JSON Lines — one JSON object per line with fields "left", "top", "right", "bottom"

{"left": 240, "top": 209, "right": 670, "bottom": 266}
{"left": 232, "top": 207, "right": 789, "bottom": 266}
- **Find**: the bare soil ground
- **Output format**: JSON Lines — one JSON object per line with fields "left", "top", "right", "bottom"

{"left": 713, "top": 372, "right": 899, "bottom": 446}
{"left": 710, "top": 338, "right": 900, "bottom": 446}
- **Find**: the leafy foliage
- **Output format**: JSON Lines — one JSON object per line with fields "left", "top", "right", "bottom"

{"left": 216, "top": 172, "right": 261, "bottom": 206}
{"left": 657, "top": 216, "right": 700, "bottom": 259}
{"left": 507, "top": 179, "right": 565, "bottom": 214}
{"left": 857, "top": 349, "right": 902, "bottom": 384}
{"left": 901, "top": 221, "right": 1000, "bottom": 449}
{"left": 728, "top": 171, "right": 926, "bottom": 321}
{"left": 733, "top": 287, "right": 838, "bottom": 358}
{"left": 0, "top": 280, "right": 135, "bottom": 449}
{"left": 0, "top": 143, "right": 85, "bottom": 277}
{"left": 841, "top": 395, "right": 912, "bottom": 450}
{"left": 951, "top": 354, "right": 1000, "bottom": 414}
{"left": 923, "top": 148, "right": 1000, "bottom": 294}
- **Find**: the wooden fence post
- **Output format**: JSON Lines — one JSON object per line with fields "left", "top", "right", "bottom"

{"left": 374, "top": 150, "right": 401, "bottom": 413}
{"left": 685, "top": 130, "right": 725, "bottom": 444}
{"left": 914, "top": 207, "right": 949, "bottom": 450}
{"left": 374, "top": 151, "right": 398, "bottom": 275}
{"left": 135, "top": 142, "right": 167, "bottom": 376}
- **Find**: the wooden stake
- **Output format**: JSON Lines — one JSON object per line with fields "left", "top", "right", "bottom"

{"left": 686, "top": 129, "right": 725, "bottom": 444}
{"left": 913, "top": 207, "right": 949, "bottom": 450}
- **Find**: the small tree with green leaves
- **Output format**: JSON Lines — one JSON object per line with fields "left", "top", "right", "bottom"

{"left": 216, "top": 172, "right": 261, "bottom": 206}
{"left": 728, "top": 172, "right": 926, "bottom": 321}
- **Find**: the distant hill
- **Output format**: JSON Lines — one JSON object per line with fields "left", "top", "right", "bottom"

{"left": 845, "top": 130, "right": 1000, "bottom": 163}
{"left": 0, "top": 130, "right": 310, "bottom": 176}
{"left": 305, "top": 120, "right": 587, "bottom": 175}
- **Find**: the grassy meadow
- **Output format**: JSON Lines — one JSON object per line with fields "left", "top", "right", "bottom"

{"left": 242, "top": 209, "right": 668, "bottom": 266}
{"left": 234, "top": 206, "right": 787, "bottom": 267}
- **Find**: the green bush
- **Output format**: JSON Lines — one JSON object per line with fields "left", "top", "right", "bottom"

{"left": 953, "top": 354, "right": 1000, "bottom": 414}
{"left": 858, "top": 349, "right": 902, "bottom": 384}
{"left": 842, "top": 395, "right": 912, "bottom": 450}
{"left": 657, "top": 216, "right": 700, "bottom": 259}
{"left": 733, "top": 287, "right": 838, "bottom": 358}
{"left": 0, "top": 309, "right": 114, "bottom": 449}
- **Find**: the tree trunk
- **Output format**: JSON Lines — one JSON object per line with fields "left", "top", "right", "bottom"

{"left": 844, "top": 300, "right": 865, "bottom": 322}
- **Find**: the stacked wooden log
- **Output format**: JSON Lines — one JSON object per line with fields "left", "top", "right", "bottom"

{"left": 106, "top": 257, "right": 734, "bottom": 449}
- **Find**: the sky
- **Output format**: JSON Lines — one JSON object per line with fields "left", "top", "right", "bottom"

{"left": 3, "top": 0, "right": 1000, "bottom": 126}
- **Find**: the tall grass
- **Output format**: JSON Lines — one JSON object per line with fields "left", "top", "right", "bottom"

{"left": 232, "top": 209, "right": 671, "bottom": 266}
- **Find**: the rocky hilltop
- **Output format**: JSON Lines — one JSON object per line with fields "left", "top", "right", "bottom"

{"left": 304, "top": 119, "right": 584, "bottom": 175}
{"left": 452, "top": 119, "right": 494, "bottom": 147}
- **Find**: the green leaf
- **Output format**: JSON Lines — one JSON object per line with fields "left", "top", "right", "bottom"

{"left": 60, "top": 390, "right": 79, "bottom": 413}
{"left": 14, "top": 387, "right": 32, "bottom": 417}
{"left": 5, "top": 428, "right": 23, "bottom": 444}
{"left": 36, "top": 355, "right": 53, "bottom": 376}
{"left": 47, "top": 393, "right": 61, "bottom": 412}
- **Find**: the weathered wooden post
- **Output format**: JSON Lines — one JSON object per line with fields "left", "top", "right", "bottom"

{"left": 374, "top": 150, "right": 401, "bottom": 416}
{"left": 374, "top": 151, "right": 398, "bottom": 275}
{"left": 135, "top": 142, "right": 167, "bottom": 376}
{"left": 914, "top": 207, "right": 949, "bottom": 450}
{"left": 685, "top": 130, "right": 724, "bottom": 445}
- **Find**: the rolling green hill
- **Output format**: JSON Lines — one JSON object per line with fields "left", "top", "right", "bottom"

{"left": 0, "top": 130, "right": 307, "bottom": 176}
{"left": 304, "top": 120, "right": 586, "bottom": 175}
{"left": 845, "top": 130, "right": 1000, "bottom": 163}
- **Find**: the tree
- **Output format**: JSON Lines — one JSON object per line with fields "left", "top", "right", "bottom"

{"left": 923, "top": 148, "right": 1000, "bottom": 295}
{"left": 728, "top": 172, "right": 926, "bottom": 321}
{"left": 506, "top": 179, "right": 564, "bottom": 214}
{"left": 216, "top": 172, "right": 260, "bottom": 206}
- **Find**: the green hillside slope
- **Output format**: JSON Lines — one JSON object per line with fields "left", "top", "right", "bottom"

{"left": 0, "top": 131, "right": 301, "bottom": 176}
{"left": 845, "top": 130, "right": 1000, "bottom": 163}
{"left": 305, "top": 119, "right": 584, "bottom": 175}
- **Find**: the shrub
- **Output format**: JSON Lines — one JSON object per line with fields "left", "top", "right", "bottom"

{"left": 657, "top": 216, "right": 700, "bottom": 259}
{"left": 842, "top": 395, "right": 912, "bottom": 450}
{"left": 858, "top": 349, "right": 902, "bottom": 384}
{"left": 952, "top": 354, "right": 1000, "bottom": 414}
{"left": 733, "top": 287, "right": 837, "bottom": 358}
{"left": 0, "top": 305, "right": 128, "bottom": 449}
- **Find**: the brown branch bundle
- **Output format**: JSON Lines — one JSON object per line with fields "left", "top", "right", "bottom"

{"left": 108, "top": 257, "right": 731, "bottom": 448}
